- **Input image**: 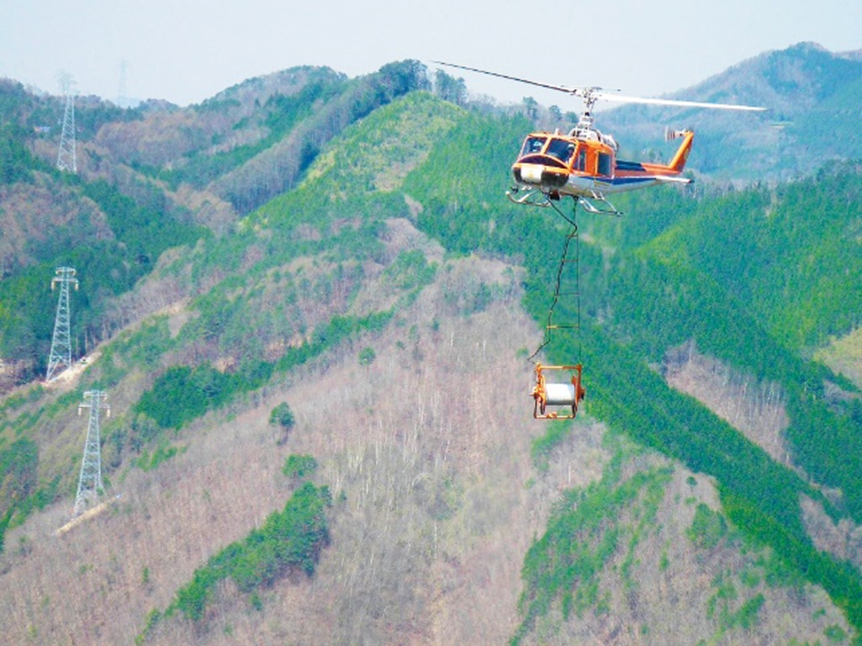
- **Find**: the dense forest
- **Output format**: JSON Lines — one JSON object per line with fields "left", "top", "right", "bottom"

{"left": 0, "top": 49, "right": 860, "bottom": 643}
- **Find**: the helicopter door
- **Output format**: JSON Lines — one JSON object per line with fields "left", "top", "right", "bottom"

{"left": 573, "top": 146, "right": 587, "bottom": 172}
{"left": 597, "top": 152, "right": 613, "bottom": 178}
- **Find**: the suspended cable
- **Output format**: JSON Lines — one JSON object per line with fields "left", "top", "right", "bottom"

{"left": 528, "top": 198, "right": 581, "bottom": 363}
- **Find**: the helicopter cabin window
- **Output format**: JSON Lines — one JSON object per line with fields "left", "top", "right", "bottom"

{"left": 520, "top": 136, "right": 547, "bottom": 157}
{"left": 545, "top": 138, "right": 576, "bottom": 165}
{"left": 573, "top": 147, "right": 587, "bottom": 172}
{"left": 597, "top": 152, "right": 613, "bottom": 177}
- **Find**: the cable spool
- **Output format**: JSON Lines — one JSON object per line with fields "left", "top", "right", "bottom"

{"left": 544, "top": 382, "right": 577, "bottom": 406}
{"left": 531, "top": 363, "right": 585, "bottom": 420}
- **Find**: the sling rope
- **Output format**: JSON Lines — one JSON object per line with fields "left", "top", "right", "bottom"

{"left": 529, "top": 198, "right": 581, "bottom": 363}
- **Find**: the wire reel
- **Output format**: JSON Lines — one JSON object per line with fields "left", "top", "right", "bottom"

{"left": 531, "top": 363, "right": 585, "bottom": 420}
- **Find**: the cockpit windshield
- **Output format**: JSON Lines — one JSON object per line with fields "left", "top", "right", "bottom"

{"left": 519, "top": 136, "right": 576, "bottom": 166}
{"left": 546, "top": 138, "right": 576, "bottom": 164}
{"left": 520, "top": 136, "right": 547, "bottom": 157}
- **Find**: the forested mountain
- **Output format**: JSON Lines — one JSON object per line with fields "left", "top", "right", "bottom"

{"left": 0, "top": 49, "right": 860, "bottom": 644}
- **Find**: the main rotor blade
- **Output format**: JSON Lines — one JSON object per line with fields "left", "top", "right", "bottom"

{"left": 432, "top": 61, "right": 766, "bottom": 112}
{"left": 596, "top": 91, "right": 766, "bottom": 111}
{"left": 432, "top": 61, "right": 581, "bottom": 96}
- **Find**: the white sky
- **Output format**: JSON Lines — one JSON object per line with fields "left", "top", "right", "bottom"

{"left": 1, "top": 0, "right": 859, "bottom": 108}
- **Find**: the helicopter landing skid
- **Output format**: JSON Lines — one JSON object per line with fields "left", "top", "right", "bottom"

{"left": 507, "top": 187, "right": 622, "bottom": 215}
{"left": 506, "top": 187, "right": 553, "bottom": 207}
{"left": 578, "top": 193, "right": 622, "bottom": 216}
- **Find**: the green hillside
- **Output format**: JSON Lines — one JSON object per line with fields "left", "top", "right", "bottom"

{"left": 636, "top": 167, "right": 861, "bottom": 350}
{"left": 0, "top": 58, "right": 860, "bottom": 644}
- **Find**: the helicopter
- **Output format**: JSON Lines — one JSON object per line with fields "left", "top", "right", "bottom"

{"left": 434, "top": 62, "right": 766, "bottom": 215}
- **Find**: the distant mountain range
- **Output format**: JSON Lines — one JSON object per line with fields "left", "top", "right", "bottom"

{"left": 598, "top": 42, "right": 862, "bottom": 180}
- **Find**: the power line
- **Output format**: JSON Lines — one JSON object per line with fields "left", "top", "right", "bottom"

{"left": 117, "top": 60, "right": 128, "bottom": 107}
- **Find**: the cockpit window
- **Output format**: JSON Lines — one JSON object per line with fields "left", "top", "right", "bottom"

{"left": 520, "top": 136, "right": 547, "bottom": 157}
{"left": 546, "top": 138, "right": 576, "bottom": 165}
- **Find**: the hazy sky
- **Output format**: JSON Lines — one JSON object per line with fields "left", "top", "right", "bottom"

{"left": 1, "top": 0, "right": 859, "bottom": 108}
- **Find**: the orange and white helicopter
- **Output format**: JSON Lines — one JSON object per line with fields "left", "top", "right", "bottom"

{"left": 435, "top": 62, "right": 766, "bottom": 215}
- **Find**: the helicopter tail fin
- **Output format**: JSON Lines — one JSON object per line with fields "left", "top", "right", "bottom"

{"left": 666, "top": 129, "right": 694, "bottom": 173}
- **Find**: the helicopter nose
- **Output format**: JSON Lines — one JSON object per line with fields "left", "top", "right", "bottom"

{"left": 519, "top": 164, "right": 543, "bottom": 184}
{"left": 513, "top": 163, "right": 568, "bottom": 189}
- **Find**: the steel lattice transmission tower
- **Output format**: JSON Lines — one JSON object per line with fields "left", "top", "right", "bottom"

{"left": 73, "top": 390, "right": 109, "bottom": 517}
{"left": 46, "top": 267, "right": 79, "bottom": 382}
{"left": 56, "top": 72, "right": 77, "bottom": 173}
